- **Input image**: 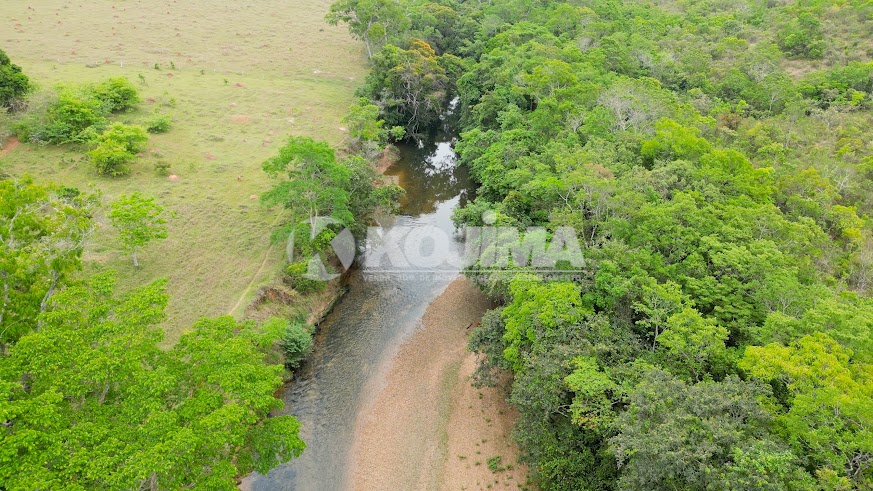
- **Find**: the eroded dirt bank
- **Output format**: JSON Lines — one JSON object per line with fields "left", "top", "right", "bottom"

{"left": 348, "top": 277, "right": 529, "bottom": 490}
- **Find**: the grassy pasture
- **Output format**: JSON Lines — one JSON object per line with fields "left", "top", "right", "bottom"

{"left": 1, "top": 0, "right": 367, "bottom": 342}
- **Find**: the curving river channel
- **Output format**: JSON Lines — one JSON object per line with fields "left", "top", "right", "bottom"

{"left": 246, "top": 122, "right": 475, "bottom": 490}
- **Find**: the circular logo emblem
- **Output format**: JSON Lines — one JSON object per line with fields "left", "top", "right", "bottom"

{"left": 286, "top": 216, "right": 356, "bottom": 281}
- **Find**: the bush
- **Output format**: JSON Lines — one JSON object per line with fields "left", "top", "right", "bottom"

{"left": 89, "top": 141, "right": 134, "bottom": 176}
{"left": 15, "top": 77, "right": 143, "bottom": 144}
{"left": 87, "top": 123, "right": 148, "bottom": 176}
{"left": 40, "top": 90, "right": 109, "bottom": 144}
{"left": 777, "top": 12, "right": 826, "bottom": 59}
{"left": 146, "top": 114, "right": 172, "bottom": 133}
{"left": 153, "top": 161, "right": 171, "bottom": 176}
{"left": 286, "top": 261, "right": 327, "bottom": 294}
{"left": 12, "top": 88, "right": 110, "bottom": 144}
{"left": 281, "top": 322, "right": 313, "bottom": 369}
{"left": 90, "top": 77, "right": 140, "bottom": 112}
{"left": 0, "top": 48, "right": 31, "bottom": 109}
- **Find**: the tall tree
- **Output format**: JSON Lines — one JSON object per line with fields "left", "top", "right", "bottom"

{"left": 0, "top": 48, "right": 31, "bottom": 109}
{"left": 326, "top": 0, "right": 409, "bottom": 59}
{"left": 364, "top": 39, "right": 449, "bottom": 133}
{"left": 0, "top": 273, "right": 305, "bottom": 490}
{"left": 261, "top": 136, "right": 354, "bottom": 227}
{"left": 611, "top": 369, "right": 813, "bottom": 491}
{"left": 0, "top": 177, "right": 96, "bottom": 349}
{"left": 741, "top": 333, "right": 873, "bottom": 487}
{"left": 107, "top": 193, "right": 169, "bottom": 268}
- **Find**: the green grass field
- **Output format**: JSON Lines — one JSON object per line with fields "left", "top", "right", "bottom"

{"left": 1, "top": 0, "right": 367, "bottom": 342}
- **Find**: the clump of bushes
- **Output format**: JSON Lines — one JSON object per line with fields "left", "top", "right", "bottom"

{"left": 87, "top": 123, "right": 148, "bottom": 176}
{"left": 281, "top": 322, "right": 314, "bottom": 369}
{"left": 153, "top": 161, "right": 171, "bottom": 176}
{"left": 13, "top": 77, "right": 141, "bottom": 144}
{"left": 15, "top": 89, "right": 106, "bottom": 144}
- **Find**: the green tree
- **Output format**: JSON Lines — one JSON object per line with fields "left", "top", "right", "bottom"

{"left": 777, "top": 12, "right": 826, "bottom": 59}
{"left": 0, "top": 48, "right": 31, "bottom": 109}
{"left": 501, "top": 275, "right": 590, "bottom": 370}
{"left": 261, "top": 136, "right": 353, "bottom": 227}
{"left": 0, "top": 177, "right": 96, "bottom": 349}
{"left": 657, "top": 307, "right": 729, "bottom": 382}
{"left": 107, "top": 193, "right": 169, "bottom": 267}
{"left": 342, "top": 97, "right": 404, "bottom": 158}
{"left": 564, "top": 356, "right": 620, "bottom": 432}
{"left": 741, "top": 333, "right": 873, "bottom": 488}
{"left": 326, "top": 0, "right": 409, "bottom": 58}
{"left": 363, "top": 39, "right": 449, "bottom": 133}
{"left": 611, "top": 369, "right": 812, "bottom": 491}
{"left": 641, "top": 119, "right": 711, "bottom": 164}
{"left": 632, "top": 281, "right": 686, "bottom": 351}
{"left": 0, "top": 274, "right": 305, "bottom": 489}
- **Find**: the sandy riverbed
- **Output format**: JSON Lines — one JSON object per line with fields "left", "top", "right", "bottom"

{"left": 347, "top": 277, "right": 529, "bottom": 490}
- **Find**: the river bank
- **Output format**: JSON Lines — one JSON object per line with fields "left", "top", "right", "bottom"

{"left": 348, "top": 277, "right": 529, "bottom": 490}
{"left": 245, "top": 120, "right": 516, "bottom": 490}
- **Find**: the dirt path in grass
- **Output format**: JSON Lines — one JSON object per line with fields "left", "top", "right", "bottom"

{"left": 227, "top": 213, "right": 287, "bottom": 317}
{"left": 347, "top": 277, "right": 529, "bottom": 491}
{"left": 0, "top": 137, "right": 20, "bottom": 158}
{"left": 227, "top": 241, "right": 277, "bottom": 316}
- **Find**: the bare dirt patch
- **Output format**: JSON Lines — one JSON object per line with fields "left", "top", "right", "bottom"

{"left": 0, "top": 137, "right": 21, "bottom": 157}
{"left": 348, "top": 277, "right": 529, "bottom": 490}
{"left": 375, "top": 145, "right": 397, "bottom": 174}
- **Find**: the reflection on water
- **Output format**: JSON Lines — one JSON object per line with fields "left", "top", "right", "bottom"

{"left": 387, "top": 137, "right": 472, "bottom": 216}
{"left": 248, "top": 125, "right": 474, "bottom": 490}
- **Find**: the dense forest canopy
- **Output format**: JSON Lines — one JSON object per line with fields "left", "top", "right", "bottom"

{"left": 331, "top": 0, "right": 873, "bottom": 489}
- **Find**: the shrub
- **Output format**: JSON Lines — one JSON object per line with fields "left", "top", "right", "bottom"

{"left": 89, "top": 140, "right": 134, "bottom": 176}
{"left": 777, "top": 12, "right": 826, "bottom": 59}
{"left": 146, "top": 114, "right": 172, "bottom": 133}
{"left": 87, "top": 123, "right": 148, "bottom": 176}
{"left": 153, "top": 161, "right": 171, "bottom": 176}
{"left": 286, "top": 261, "right": 327, "bottom": 294}
{"left": 487, "top": 456, "right": 506, "bottom": 472}
{"left": 39, "top": 89, "right": 108, "bottom": 144}
{"left": 90, "top": 77, "right": 140, "bottom": 112}
{"left": 0, "top": 48, "right": 31, "bottom": 109}
{"left": 281, "top": 322, "right": 314, "bottom": 369}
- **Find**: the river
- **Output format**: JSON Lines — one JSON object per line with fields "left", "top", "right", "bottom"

{"left": 246, "top": 123, "right": 476, "bottom": 490}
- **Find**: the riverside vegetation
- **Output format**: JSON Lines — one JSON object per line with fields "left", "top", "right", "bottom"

{"left": 2, "top": 0, "right": 873, "bottom": 489}
{"left": 0, "top": 2, "right": 399, "bottom": 486}
{"left": 0, "top": 0, "right": 369, "bottom": 339}
{"left": 327, "top": 0, "right": 873, "bottom": 489}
